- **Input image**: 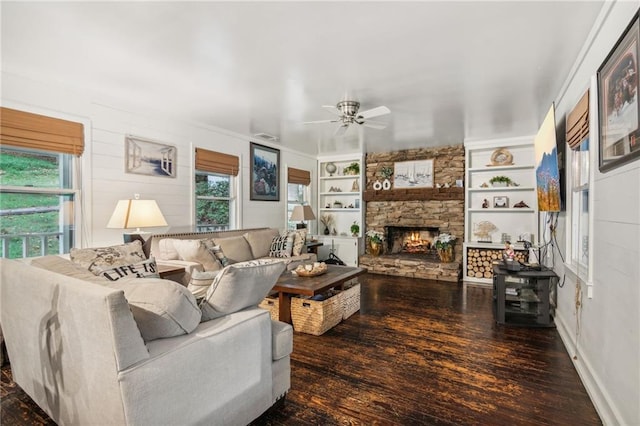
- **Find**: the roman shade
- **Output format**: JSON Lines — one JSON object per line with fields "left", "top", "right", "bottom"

{"left": 195, "top": 147, "right": 239, "bottom": 176}
{"left": 0, "top": 107, "right": 84, "bottom": 156}
{"left": 566, "top": 91, "right": 589, "bottom": 150}
{"left": 287, "top": 167, "right": 311, "bottom": 185}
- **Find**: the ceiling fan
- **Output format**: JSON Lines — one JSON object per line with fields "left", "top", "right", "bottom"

{"left": 304, "top": 100, "right": 390, "bottom": 136}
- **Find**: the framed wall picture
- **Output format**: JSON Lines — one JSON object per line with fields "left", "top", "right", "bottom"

{"left": 393, "top": 159, "right": 434, "bottom": 188}
{"left": 493, "top": 196, "right": 509, "bottom": 208}
{"left": 250, "top": 142, "right": 280, "bottom": 201}
{"left": 597, "top": 10, "right": 640, "bottom": 172}
{"left": 125, "top": 135, "right": 176, "bottom": 178}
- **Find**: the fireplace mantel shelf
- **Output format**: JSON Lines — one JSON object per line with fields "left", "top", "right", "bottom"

{"left": 363, "top": 187, "right": 464, "bottom": 202}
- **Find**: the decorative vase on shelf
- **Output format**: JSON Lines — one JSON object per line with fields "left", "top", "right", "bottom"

{"left": 325, "top": 162, "right": 337, "bottom": 176}
{"left": 437, "top": 246, "right": 454, "bottom": 263}
{"left": 324, "top": 227, "right": 330, "bottom": 235}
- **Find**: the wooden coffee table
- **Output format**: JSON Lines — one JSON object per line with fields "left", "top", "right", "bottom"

{"left": 273, "top": 265, "right": 366, "bottom": 324}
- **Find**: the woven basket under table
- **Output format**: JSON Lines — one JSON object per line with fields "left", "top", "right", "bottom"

{"left": 291, "top": 293, "right": 342, "bottom": 335}
{"left": 340, "top": 281, "right": 361, "bottom": 320}
{"left": 259, "top": 296, "right": 279, "bottom": 321}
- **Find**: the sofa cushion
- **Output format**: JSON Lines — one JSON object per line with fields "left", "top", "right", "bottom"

{"left": 269, "top": 234, "right": 294, "bottom": 258}
{"left": 108, "top": 278, "right": 201, "bottom": 342}
{"left": 70, "top": 241, "right": 147, "bottom": 274}
{"left": 200, "top": 259, "right": 286, "bottom": 321}
{"left": 171, "top": 239, "right": 221, "bottom": 272}
{"left": 187, "top": 270, "right": 222, "bottom": 299}
{"left": 95, "top": 257, "right": 160, "bottom": 281}
{"left": 30, "top": 255, "right": 109, "bottom": 284}
{"left": 243, "top": 228, "right": 280, "bottom": 258}
{"left": 157, "top": 238, "right": 181, "bottom": 260}
{"left": 271, "top": 320, "right": 293, "bottom": 361}
{"left": 212, "top": 235, "right": 253, "bottom": 264}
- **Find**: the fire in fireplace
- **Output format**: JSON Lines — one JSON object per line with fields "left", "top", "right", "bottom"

{"left": 384, "top": 226, "right": 440, "bottom": 258}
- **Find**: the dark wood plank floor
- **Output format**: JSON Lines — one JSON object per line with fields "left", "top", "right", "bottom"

{"left": 2, "top": 273, "right": 601, "bottom": 425}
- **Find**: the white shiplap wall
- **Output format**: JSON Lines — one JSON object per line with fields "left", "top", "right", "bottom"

{"left": 1, "top": 71, "right": 318, "bottom": 248}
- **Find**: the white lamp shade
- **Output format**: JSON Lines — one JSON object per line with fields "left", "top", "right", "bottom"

{"left": 290, "top": 205, "right": 316, "bottom": 221}
{"left": 107, "top": 199, "right": 168, "bottom": 229}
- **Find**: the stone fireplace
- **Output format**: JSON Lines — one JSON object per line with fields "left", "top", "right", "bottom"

{"left": 359, "top": 145, "right": 465, "bottom": 282}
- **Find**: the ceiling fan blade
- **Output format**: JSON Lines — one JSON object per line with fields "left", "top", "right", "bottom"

{"left": 334, "top": 124, "right": 349, "bottom": 136}
{"left": 357, "top": 105, "right": 391, "bottom": 119}
{"left": 303, "top": 119, "right": 340, "bottom": 125}
{"left": 362, "top": 121, "right": 387, "bottom": 130}
{"left": 322, "top": 105, "right": 342, "bottom": 116}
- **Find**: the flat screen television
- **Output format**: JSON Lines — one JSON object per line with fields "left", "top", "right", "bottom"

{"left": 534, "top": 104, "right": 562, "bottom": 212}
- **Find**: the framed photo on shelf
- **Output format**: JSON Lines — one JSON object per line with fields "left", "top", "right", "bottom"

{"left": 250, "top": 142, "right": 280, "bottom": 201}
{"left": 597, "top": 10, "right": 640, "bottom": 173}
{"left": 493, "top": 196, "right": 509, "bottom": 208}
{"left": 125, "top": 135, "right": 176, "bottom": 178}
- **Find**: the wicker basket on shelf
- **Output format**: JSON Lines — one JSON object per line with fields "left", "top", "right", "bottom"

{"left": 340, "top": 280, "right": 361, "bottom": 320}
{"left": 259, "top": 295, "right": 279, "bottom": 321}
{"left": 290, "top": 292, "right": 342, "bottom": 335}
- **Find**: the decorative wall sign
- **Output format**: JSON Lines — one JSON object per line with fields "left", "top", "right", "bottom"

{"left": 125, "top": 135, "right": 176, "bottom": 178}
{"left": 493, "top": 196, "right": 509, "bottom": 208}
{"left": 393, "top": 159, "right": 434, "bottom": 188}
{"left": 488, "top": 148, "right": 514, "bottom": 166}
{"left": 250, "top": 142, "right": 280, "bottom": 201}
{"left": 597, "top": 10, "right": 640, "bottom": 172}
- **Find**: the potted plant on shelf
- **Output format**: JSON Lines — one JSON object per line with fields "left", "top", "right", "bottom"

{"left": 489, "top": 175, "right": 512, "bottom": 187}
{"left": 434, "top": 233, "right": 456, "bottom": 263}
{"left": 350, "top": 221, "right": 360, "bottom": 237}
{"left": 343, "top": 162, "right": 360, "bottom": 176}
{"left": 366, "top": 229, "right": 385, "bottom": 256}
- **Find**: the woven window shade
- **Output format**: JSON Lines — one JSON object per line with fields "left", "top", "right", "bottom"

{"left": 566, "top": 91, "right": 589, "bottom": 150}
{"left": 288, "top": 167, "right": 311, "bottom": 185}
{"left": 0, "top": 107, "right": 84, "bottom": 156}
{"left": 195, "top": 147, "right": 239, "bottom": 176}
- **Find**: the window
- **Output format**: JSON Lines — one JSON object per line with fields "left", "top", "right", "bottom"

{"left": 569, "top": 138, "right": 590, "bottom": 279}
{"left": 195, "top": 171, "right": 236, "bottom": 231}
{"left": 286, "top": 167, "right": 312, "bottom": 229}
{"left": 287, "top": 183, "right": 309, "bottom": 229}
{"left": 565, "top": 89, "right": 592, "bottom": 283}
{"left": 0, "top": 147, "right": 77, "bottom": 258}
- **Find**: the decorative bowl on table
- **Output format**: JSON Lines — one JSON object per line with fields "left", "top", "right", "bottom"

{"left": 294, "top": 262, "right": 328, "bottom": 277}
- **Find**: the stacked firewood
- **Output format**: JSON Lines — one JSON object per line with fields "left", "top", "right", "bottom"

{"left": 466, "top": 248, "right": 528, "bottom": 279}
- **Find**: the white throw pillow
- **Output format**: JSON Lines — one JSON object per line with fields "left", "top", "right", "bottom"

{"left": 157, "top": 238, "right": 181, "bottom": 260}
{"left": 70, "top": 241, "right": 147, "bottom": 274}
{"left": 243, "top": 228, "right": 281, "bottom": 258}
{"left": 199, "top": 259, "right": 286, "bottom": 321}
{"left": 211, "top": 235, "right": 254, "bottom": 263}
{"left": 289, "top": 229, "right": 307, "bottom": 256}
{"left": 171, "top": 239, "right": 221, "bottom": 271}
{"left": 95, "top": 257, "right": 160, "bottom": 281}
{"left": 269, "top": 234, "right": 294, "bottom": 258}
{"left": 187, "top": 270, "right": 222, "bottom": 299}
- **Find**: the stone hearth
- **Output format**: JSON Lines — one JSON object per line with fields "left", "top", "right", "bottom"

{"left": 360, "top": 145, "right": 464, "bottom": 282}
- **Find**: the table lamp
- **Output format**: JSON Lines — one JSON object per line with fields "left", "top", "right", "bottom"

{"left": 290, "top": 205, "right": 316, "bottom": 229}
{"left": 107, "top": 195, "right": 168, "bottom": 244}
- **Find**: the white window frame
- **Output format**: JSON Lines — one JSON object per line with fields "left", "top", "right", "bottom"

{"left": 564, "top": 80, "right": 596, "bottom": 296}
{"left": 194, "top": 170, "right": 237, "bottom": 231}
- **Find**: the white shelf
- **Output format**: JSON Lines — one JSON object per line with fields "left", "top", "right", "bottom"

{"left": 467, "top": 164, "right": 534, "bottom": 172}
{"left": 320, "top": 175, "right": 360, "bottom": 180}
{"left": 468, "top": 208, "right": 535, "bottom": 213}
{"left": 319, "top": 191, "right": 360, "bottom": 196}
{"left": 319, "top": 208, "right": 361, "bottom": 212}
{"left": 468, "top": 187, "right": 535, "bottom": 192}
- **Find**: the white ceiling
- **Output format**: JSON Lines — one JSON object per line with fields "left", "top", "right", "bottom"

{"left": 1, "top": 1, "right": 605, "bottom": 156}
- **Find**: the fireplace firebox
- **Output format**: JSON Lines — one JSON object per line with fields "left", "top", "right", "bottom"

{"left": 384, "top": 226, "right": 440, "bottom": 260}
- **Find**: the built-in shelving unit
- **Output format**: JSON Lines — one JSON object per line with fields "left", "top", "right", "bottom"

{"left": 463, "top": 136, "right": 539, "bottom": 286}
{"left": 316, "top": 155, "right": 364, "bottom": 266}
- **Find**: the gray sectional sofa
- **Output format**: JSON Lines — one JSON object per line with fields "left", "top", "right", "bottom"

{"left": 0, "top": 227, "right": 310, "bottom": 425}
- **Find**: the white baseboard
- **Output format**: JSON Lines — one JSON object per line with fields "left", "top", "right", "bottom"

{"left": 555, "top": 311, "right": 622, "bottom": 425}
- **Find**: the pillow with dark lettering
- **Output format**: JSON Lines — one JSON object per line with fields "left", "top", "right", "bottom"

{"left": 95, "top": 257, "right": 160, "bottom": 281}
